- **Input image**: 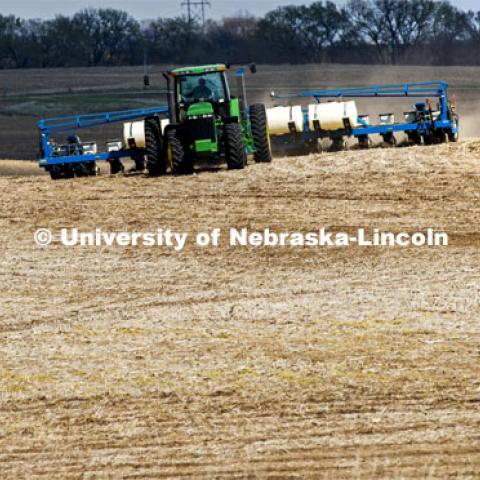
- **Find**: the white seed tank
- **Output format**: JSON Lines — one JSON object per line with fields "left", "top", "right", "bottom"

{"left": 123, "top": 120, "right": 146, "bottom": 148}
{"left": 266, "top": 106, "right": 304, "bottom": 135}
{"left": 308, "top": 101, "right": 359, "bottom": 131}
{"left": 123, "top": 119, "right": 170, "bottom": 149}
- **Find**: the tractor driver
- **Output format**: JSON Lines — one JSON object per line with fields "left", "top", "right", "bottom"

{"left": 187, "top": 77, "right": 212, "bottom": 99}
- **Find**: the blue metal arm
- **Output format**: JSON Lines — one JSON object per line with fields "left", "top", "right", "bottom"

{"left": 38, "top": 106, "right": 169, "bottom": 135}
{"left": 275, "top": 81, "right": 449, "bottom": 100}
{"left": 38, "top": 105, "right": 169, "bottom": 167}
{"left": 270, "top": 80, "right": 457, "bottom": 143}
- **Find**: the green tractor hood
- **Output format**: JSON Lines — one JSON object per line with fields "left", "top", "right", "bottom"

{"left": 186, "top": 102, "right": 214, "bottom": 117}
{"left": 185, "top": 102, "right": 218, "bottom": 154}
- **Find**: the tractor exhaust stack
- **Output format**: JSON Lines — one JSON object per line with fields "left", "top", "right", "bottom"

{"left": 163, "top": 72, "right": 177, "bottom": 124}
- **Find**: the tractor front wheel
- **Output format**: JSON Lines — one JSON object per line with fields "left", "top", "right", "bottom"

{"left": 224, "top": 123, "right": 247, "bottom": 170}
{"left": 168, "top": 129, "right": 193, "bottom": 175}
{"left": 249, "top": 104, "right": 272, "bottom": 163}
{"left": 145, "top": 118, "right": 167, "bottom": 176}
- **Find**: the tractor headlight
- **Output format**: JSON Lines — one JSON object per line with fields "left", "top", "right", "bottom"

{"left": 189, "top": 115, "right": 213, "bottom": 120}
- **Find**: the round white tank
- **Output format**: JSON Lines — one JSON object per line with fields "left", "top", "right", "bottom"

{"left": 266, "top": 106, "right": 304, "bottom": 135}
{"left": 123, "top": 120, "right": 146, "bottom": 148}
{"left": 308, "top": 101, "right": 358, "bottom": 131}
{"left": 344, "top": 101, "right": 358, "bottom": 127}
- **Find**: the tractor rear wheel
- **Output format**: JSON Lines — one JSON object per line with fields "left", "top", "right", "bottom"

{"left": 145, "top": 119, "right": 167, "bottom": 176}
{"left": 224, "top": 123, "right": 247, "bottom": 170}
{"left": 168, "top": 129, "right": 193, "bottom": 175}
{"left": 250, "top": 104, "right": 272, "bottom": 163}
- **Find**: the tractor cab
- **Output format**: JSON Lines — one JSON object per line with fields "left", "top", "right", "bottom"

{"left": 172, "top": 65, "right": 231, "bottom": 122}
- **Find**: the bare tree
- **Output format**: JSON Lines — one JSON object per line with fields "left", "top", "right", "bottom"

{"left": 0, "top": 15, "right": 23, "bottom": 68}
{"left": 144, "top": 17, "right": 205, "bottom": 63}
{"left": 73, "top": 9, "right": 141, "bottom": 66}
{"left": 429, "top": 2, "right": 469, "bottom": 64}
{"left": 300, "top": 1, "right": 351, "bottom": 62}
{"left": 347, "top": 0, "right": 389, "bottom": 63}
{"left": 465, "top": 9, "right": 480, "bottom": 41}
{"left": 257, "top": 1, "right": 350, "bottom": 63}
{"left": 0, "top": 2, "right": 479, "bottom": 69}
{"left": 347, "top": 0, "right": 437, "bottom": 64}
{"left": 257, "top": 6, "right": 307, "bottom": 63}
{"left": 205, "top": 14, "right": 258, "bottom": 61}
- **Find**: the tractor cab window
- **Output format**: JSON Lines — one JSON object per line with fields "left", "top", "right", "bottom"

{"left": 178, "top": 72, "right": 227, "bottom": 104}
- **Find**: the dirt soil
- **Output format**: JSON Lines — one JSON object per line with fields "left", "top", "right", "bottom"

{"left": 1, "top": 141, "right": 480, "bottom": 478}
{"left": 0, "top": 160, "right": 44, "bottom": 176}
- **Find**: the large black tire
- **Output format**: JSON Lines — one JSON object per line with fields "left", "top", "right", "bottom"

{"left": 145, "top": 118, "right": 167, "bottom": 176}
{"left": 249, "top": 103, "right": 272, "bottom": 163}
{"left": 224, "top": 123, "right": 247, "bottom": 170}
{"left": 168, "top": 129, "right": 193, "bottom": 175}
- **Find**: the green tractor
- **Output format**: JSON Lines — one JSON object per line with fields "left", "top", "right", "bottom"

{"left": 144, "top": 63, "right": 272, "bottom": 175}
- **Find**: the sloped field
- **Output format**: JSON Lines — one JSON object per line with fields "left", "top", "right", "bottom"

{"left": 0, "top": 141, "right": 479, "bottom": 478}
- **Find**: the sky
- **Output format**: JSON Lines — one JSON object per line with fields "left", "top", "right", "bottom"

{"left": 0, "top": 0, "right": 477, "bottom": 20}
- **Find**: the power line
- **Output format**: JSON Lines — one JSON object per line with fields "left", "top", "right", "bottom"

{"left": 181, "top": 0, "right": 211, "bottom": 28}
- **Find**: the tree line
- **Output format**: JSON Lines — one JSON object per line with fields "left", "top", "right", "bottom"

{"left": 1, "top": 0, "right": 479, "bottom": 69}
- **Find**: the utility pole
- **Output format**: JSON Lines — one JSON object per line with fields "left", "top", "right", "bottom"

{"left": 181, "top": 0, "right": 211, "bottom": 29}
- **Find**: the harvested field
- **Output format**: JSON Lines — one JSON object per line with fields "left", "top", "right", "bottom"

{"left": 1, "top": 140, "right": 480, "bottom": 478}
{"left": 0, "top": 160, "right": 44, "bottom": 176}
